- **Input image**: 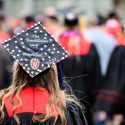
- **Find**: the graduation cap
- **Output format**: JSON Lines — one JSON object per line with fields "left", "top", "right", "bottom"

{"left": 2, "top": 22, "right": 68, "bottom": 78}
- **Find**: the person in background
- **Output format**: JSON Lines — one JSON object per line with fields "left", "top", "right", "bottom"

{"left": 42, "top": 7, "right": 63, "bottom": 38}
{"left": 0, "top": 45, "right": 13, "bottom": 89}
{"left": 107, "top": 11, "right": 120, "bottom": 22}
{"left": 8, "top": 18, "right": 23, "bottom": 36}
{"left": 0, "top": 12, "right": 13, "bottom": 90}
{"left": 92, "top": 14, "right": 125, "bottom": 125}
{"left": 0, "top": 12, "right": 10, "bottom": 44}
{"left": 105, "top": 14, "right": 125, "bottom": 46}
{"left": 84, "top": 15, "right": 116, "bottom": 78}
{"left": 94, "top": 42, "right": 125, "bottom": 125}
{"left": 22, "top": 15, "right": 36, "bottom": 29}
{"left": 59, "top": 12, "right": 101, "bottom": 125}
{"left": 105, "top": 19, "right": 122, "bottom": 39}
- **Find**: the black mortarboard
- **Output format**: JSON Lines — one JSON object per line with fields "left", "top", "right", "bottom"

{"left": 64, "top": 12, "right": 78, "bottom": 27}
{"left": 2, "top": 22, "right": 68, "bottom": 78}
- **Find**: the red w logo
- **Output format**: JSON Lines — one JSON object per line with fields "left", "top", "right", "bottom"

{"left": 30, "top": 58, "right": 40, "bottom": 70}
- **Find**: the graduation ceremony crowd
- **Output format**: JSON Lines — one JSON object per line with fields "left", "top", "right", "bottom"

{"left": 0, "top": 7, "right": 125, "bottom": 125}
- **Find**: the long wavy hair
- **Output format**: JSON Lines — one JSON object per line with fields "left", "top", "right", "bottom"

{"left": 0, "top": 60, "right": 82, "bottom": 125}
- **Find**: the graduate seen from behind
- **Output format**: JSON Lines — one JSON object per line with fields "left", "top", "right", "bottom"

{"left": 0, "top": 23, "right": 87, "bottom": 125}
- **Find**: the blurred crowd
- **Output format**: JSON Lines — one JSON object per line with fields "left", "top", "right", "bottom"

{"left": 0, "top": 7, "right": 125, "bottom": 125}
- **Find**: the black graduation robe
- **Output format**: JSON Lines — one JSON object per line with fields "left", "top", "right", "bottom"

{"left": 94, "top": 45, "right": 125, "bottom": 115}
{"left": 1, "top": 87, "right": 88, "bottom": 125}
{"left": 58, "top": 30, "right": 101, "bottom": 125}
{"left": 61, "top": 43, "right": 101, "bottom": 105}
{"left": 1, "top": 106, "right": 87, "bottom": 125}
{"left": 61, "top": 43, "right": 101, "bottom": 125}
{"left": 0, "top": 45, "right": 13, "bottom": 89}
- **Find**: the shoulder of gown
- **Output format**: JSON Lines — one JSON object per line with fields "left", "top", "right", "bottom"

{"left": 66, "top": 104, "right": 88, "bottom": 125}
{"left": 1, "top": 104, "right": 88, "bottom": 125}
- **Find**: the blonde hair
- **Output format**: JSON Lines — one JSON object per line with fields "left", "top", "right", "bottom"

{"left": 0, "top": 60, "right": 82, "bottom": 125}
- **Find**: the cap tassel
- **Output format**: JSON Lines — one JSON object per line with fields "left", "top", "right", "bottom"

{"left": 56, "top": 63, "right": 65, "bottom": 90}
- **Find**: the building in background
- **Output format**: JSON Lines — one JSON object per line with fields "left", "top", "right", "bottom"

{"left": 1, "top": 0, "right": 114, "bottom": 18}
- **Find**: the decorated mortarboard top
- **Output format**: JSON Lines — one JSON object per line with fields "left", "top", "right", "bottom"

{"left": 2, "top": 22, "right": 68, "bottom": 77}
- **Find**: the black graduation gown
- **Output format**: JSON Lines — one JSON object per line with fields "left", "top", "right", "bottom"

{"left": 1, "top": 105, "right": 87, "bottom": 125}
{"left": 0, "top": 45, "right": 13, "bottom": 89}
{"left": 94, "top": 45, "right": 125, "bottom": 115}
{"left": 1, "top": 87, "right": 87, "bottom": 125}
{"left": 61, "top": 43, "right": 101, "bottom": 125}
{"left": 61, "top": 43, "right": 101, "bottom": 104}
